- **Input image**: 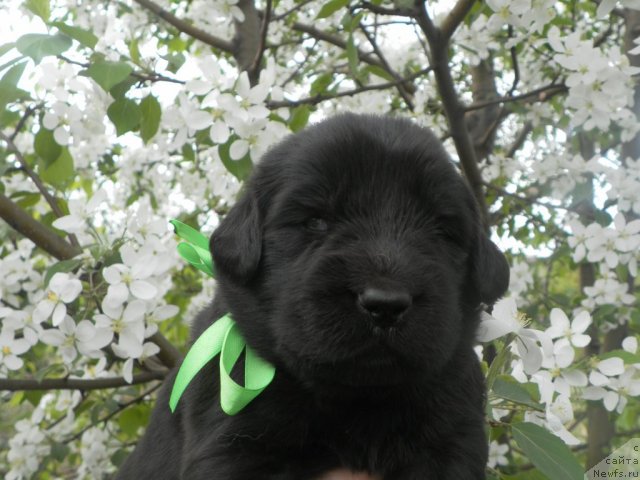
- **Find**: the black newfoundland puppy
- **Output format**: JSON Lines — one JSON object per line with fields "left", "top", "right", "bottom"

{"left": 118, "top": 114, "right": 509, "bottom": 479}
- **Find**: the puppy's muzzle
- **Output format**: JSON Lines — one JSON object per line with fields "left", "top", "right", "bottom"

{"left": 357, "top": 286, "right": 412, "bottom": 328}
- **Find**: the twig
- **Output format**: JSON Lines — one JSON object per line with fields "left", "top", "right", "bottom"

{"left": 0, "top": 371, "right": 166, "bottom": 391}
{"left": 272, "top": 0, "right": 316, "bottom": 21}
{"left": 359, "top": 22, "right": 415, "bottom": 110}
{"left": 464, "top": 83, "right": 568, "bottom": 113}
{"left": 59, "top": 55, "right": 184, "bottom": 85}
{"left": 507, "top": 26, "right": 520, "bottom": 98}
{"left": 267, "top": 67, "right": 431, "bottom": 109}
{"left": 249, "top": 0, "right": 272, "bottom": 78}
{"left": 358, "top": 1, "right": 415, "bottom": 16}
{"left": 483, "top": 181, "right": 574, "bottom": 213}
{"left": 131, "top": 0, "right": 233, "bottom": 52}
{"left": 505, "top": 122, "right": 533, "bottom": 158}
{"left": 289, "top": 20, "right": 416, "bottom": 93}
{"left": 65, "top": 382, "right": 162, "bottom": 443}
{"left": 10, "top": 105, "right": 38, "bottom": 142}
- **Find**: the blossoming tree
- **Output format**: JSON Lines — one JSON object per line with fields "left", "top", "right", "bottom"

{"left": 0, "top": 0, "right": 639, "bottom": 478}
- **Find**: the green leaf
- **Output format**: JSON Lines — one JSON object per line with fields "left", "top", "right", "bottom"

{"left": 317, "top": 0, "right": 349, "bottom": 18}
{"left": 364, "top": 65, "right": 395, "bottom": 82}
{"left": 599, "top": 349, "right": 640, "bottom": 364}
{"left": 34, "top": 363, "right": 66, "bottom": 383}
{"left": 163, "top": 51, "right": 185, "bottom": 74}
{"left": 44, "top": 258, "right": 83, "bottom": 287}
{"left": 51, "top": 443, "right": 70, "bottom": 462}
{"left": 128, "top": 38, "right": 141, "bottom": 65}
{"left": 346, "top": 34, "right": 359, "bottom": 79}
{"left": 289, "top": 105, "right": 311, "bottom": 132}
{"left": 107, "top": 98, "right": 141, "bottom": 136}
{"left": 118, "top": 405, "right": 150, "bottom": 436}
{"left": 109, "top": 76, "right": 137, "bottom": 99}
{"left": 111, "top": 449, "right": 130, "bottom": 467}
{"left": 218, "top": 136, "right": 253, "bottom": 181}
{"left": 34, "top": 128, "right": 62, "bottom": 165}
{"left": 0, "top": 42, "right": 16, "bottom": 58}
{"left": 39, "top": 148, "right": 75, "bottom": 188}
{"left": 12, "top": 191, "right": 41, "bottom": 208}
{"left": 512, "top": 422, "right": 583, "bottom": 480}
{"left": 501, "top": 470, "right": 548, "bottom": 480}
{"left": 16, "top": 33, "right": 72, "bottom": 64}
{"left": 84, "top": 60, "right": 133, "bottom": 92}
{"left": 51, "top": 22, "right": 98, "bottom": 49}
{"left": 310, "top": 73, "right": 333, "bottom": 96}
{"left": 1, "top": 61, "right": 27, "bottom": 85}
{"left": 0, "top": 83, "right": 29, "bottom": 112}
{"left": 140, "top": 94, "right": 161, "bottom": 143}
{"left": 492, "top": 376, "right": 543, "bottom": 411}
{"left": 25, "top": 0, "right": 50, "bottom": 22}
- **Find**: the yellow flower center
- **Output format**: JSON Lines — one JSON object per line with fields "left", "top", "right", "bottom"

{"left": 2, "top": 346, "right": 11, "bottom": 355}
{"left": 48, "top": 291, "right": 59, "bottom": 302}
{"left": 516, "top": 312, "right": 531, "bottom": 327}
{"left": 113, "top": 319, "right": 124, "bottom": 334}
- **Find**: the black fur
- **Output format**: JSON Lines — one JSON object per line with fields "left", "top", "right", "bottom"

{"left": 117, "top": 114, "right": 509, "bottom": 480}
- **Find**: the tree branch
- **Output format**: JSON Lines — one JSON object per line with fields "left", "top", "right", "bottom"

{"left": 0, "top": 192, "right": 81, "bottom": 260}
{"left": 247, "top": 0, "right": 272, "bottom": 83}
{"left": 149, "top": 332, "right": 182, "bottom": 369}
{"left": 0, "top": 371, "right": 166, "bottom": 391}
{"left": 0, "top": 193, "right": 182, "bottom": 370}
{"left": 440, "top": 0, "right": 476, "bottom": 40}
{"left": 131, "top": 0, "right": 233, "bottom": 52}
{"left": 0, "top": 131, "right": 80, "bottom": 248}
{"left": 505, "top": 122, "right": 533, "bottom": 159}
{"left": 416, "top": 2, "right": 488, "bottom": 226}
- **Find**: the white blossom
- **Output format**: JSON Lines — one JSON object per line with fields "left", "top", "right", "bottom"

{"left": 477, "top": 297, "right": 552, "bottom": 374}
{"left": 0, "top": 328, "right": 30, "bottom": 371}
{"left": 40, "top": 316, "right": 109, "bottom": 365}
{"left": 52, "top": 189, "right": 107, "bottom": 236}
{"left": 545, "top": 309, "right": 591, "bottom": 348}
{"left": 34, "top": 272, "right": 83, "bottom": 327}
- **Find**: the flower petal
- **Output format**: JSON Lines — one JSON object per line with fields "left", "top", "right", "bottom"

{"left": 130, "top": 280, "right": 157, "bottom": 300}
{"left": 4, "top": 355, "right": 24, "bottom": 370}
{"left": 598, "top": 357, "right": 625, "bottom": 376}
{"left": 571, "top": 311, "right": 591, "bottom": 334}
{"left": 123, "top": 300, "right": 146, "bottom": 322}
{"left": 476, "top": 312, "right": 517, "bottom": 342}
{"left": 40, "top": 329, "right": 65, "bottom": 346}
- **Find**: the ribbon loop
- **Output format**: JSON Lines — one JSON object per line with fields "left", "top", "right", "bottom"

{"left": 170, "top": 219, "right": 216, "bottom": 278}
{"left": 169, "top": 219, "right": 276, "bottom": 416}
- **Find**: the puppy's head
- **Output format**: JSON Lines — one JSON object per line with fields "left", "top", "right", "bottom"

{"left": 211, "top": 114, "right": 509, "bottom": 386}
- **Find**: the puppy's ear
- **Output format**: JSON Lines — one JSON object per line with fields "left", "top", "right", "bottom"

{"left": 470, "top": 232, "right": 510, "bottom": 305}
{"left": 210, "top": 193, "right": 262, "bottom": 282}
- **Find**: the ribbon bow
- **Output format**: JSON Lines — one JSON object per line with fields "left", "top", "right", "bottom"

{"left": 168, "top": 220, "right": 276, "bottom": 415}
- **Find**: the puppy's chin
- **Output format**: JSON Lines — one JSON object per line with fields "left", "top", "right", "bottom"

{"left": 282, "top": 344, "right": 421, "bottom": 388}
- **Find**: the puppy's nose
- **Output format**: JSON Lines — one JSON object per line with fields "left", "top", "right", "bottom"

{"left": 357, "top": 287, "right": 412, "bottom": 327}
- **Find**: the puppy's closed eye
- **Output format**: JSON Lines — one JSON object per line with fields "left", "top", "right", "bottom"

{"left": 305, "top": 217, "right": 329, "bottom": 233}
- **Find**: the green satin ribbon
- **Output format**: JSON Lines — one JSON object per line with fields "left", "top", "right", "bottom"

{"left": 168, "top": 220, "right": 276, "bottom": 415}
